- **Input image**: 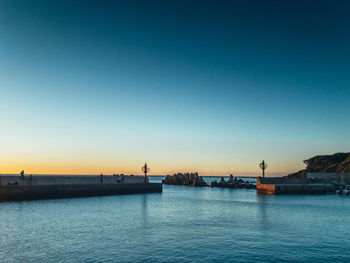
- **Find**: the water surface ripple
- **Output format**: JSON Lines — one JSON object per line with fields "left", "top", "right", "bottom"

{"left": 1, "top": 179, "right": 350, "bottom": 262}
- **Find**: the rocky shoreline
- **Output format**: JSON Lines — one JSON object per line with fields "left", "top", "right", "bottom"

{"left": 162, "top": 173, "right": 256, "bottom": 189}
{"left": 287, "top": 152, "right": 350, "bottom": 178}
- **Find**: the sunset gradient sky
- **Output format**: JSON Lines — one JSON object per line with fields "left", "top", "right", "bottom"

{"left": 1, "top": 0, "right": 349, "bottom": 175}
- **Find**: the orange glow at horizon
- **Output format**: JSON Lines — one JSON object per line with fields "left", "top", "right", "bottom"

{"left": 0, "top": 157, "right": 303, "bottom": 176}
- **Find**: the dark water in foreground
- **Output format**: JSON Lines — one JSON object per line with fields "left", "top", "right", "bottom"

{"left": 1, "top": 176, "right": 350, "bottom": 262}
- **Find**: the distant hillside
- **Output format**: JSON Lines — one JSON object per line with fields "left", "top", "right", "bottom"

{"left": 287, "top": 152, "right": 350, "bottom": 178}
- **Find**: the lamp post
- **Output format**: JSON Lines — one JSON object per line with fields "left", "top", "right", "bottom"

{"left": 259, "top": 160, "right": 267, "bottom": 178}
{"left": 142, "top": 163, "right": 150, "bottom": 183}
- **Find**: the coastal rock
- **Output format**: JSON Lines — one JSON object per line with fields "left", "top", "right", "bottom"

{"left": 162, "top": 173, "right": 256, "bottom": 189}
{"left": 228, "top": 174, "right": 234, "bottom": 183}
{"left": 162, "top": 173, "right": 208, "bottom": 187}
{"left": 210, "top": 181, "right": 217, "bottom": 187}
{"left": 211, "top": 175, "right": 256, "bottom": 189}
{"left": 287, "top": 152, "right": 350, "bottom": 178}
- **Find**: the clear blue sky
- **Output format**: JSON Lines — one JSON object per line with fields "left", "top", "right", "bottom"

{"left": 0, "top": 0, "right": 349, "bottom": 175}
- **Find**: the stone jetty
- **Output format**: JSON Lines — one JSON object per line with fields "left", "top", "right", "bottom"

{"left": 210, "top": 175, "right": 256, "bottom": 189}
{"left": 162, "top": 173, "right": 208, "bottom": 187}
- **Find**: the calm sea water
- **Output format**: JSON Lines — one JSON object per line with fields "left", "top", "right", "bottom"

{"left": 1, "top": 176, "right": 350, "bottom": 262}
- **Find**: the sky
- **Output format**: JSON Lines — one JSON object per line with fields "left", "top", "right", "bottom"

{"left": 0, "top": 0, "right": 349, "bottom": 176}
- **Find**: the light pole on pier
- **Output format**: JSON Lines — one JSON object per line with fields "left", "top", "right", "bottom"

{"left": 142, "top": 163, "right": 150, "bottom": 183}
{"left": 259, "top": 160, "right": 267, "bottom": 178}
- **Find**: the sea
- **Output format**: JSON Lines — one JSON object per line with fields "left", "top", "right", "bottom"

{"left": 1, "top": 176, "right": 350, "bottom": 262}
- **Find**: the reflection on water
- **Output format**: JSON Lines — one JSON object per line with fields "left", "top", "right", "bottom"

{"left": 142, "top": 194, "right": 148, "bottom": 226}
{"left": 1, "top": 184, "right": 350, "bottom": 262}
{"left": 256, "top": 194, "right": 269, "bottom": 228}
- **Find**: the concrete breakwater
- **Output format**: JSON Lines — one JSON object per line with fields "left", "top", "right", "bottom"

{"left": 0, "top": 175, "right": 162, "bottom": 202}
{"left": 256, "top": 177, "right": 335, "bottom": 194}
{"left": 162, "top": 173, "right": 256, "bottom": 189}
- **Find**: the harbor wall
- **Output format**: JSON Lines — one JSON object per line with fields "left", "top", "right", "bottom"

{"left": 306, "top": 173, "right": 350, "bottom": 184}
{"left": 256, "top": 177, "right": 335, "bottom": 194}
{"left": 0, "top": 175, "right": 162, "bottom": 202}
{"left": 0, "top": 175, "right": 144, "bottom": 186}
{"left": 0, "top": 183, "right": 162, "bottom": 202}
{"left": 256, "top": 177, "right": 275, "bottom": 194}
